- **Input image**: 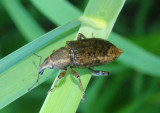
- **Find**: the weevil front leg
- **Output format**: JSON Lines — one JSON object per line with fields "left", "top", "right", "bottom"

{"left": 88, "top": 67, "right": 109, "bottom": 76}
{"left": 27, "top": 53, "right": 42, "bottom": 91}
{"left": 77, "top": 33, "right": 87, "bottom": 40}
{"left": 70, "top": 67, "right": 85, "bottom": 102}
{"left": 27, "top": 74, "right": 40, "bottom": 91}
{"left": 48, "top": 69, "right": 67, "bottom": 93}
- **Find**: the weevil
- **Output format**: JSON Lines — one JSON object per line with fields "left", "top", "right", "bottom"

{"left": 28, "top": 33, "right": 123, "bottom": 101}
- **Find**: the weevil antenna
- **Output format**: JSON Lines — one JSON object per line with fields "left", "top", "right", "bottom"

{"left": 33, "top": 53, "right": 42, "bottom": 66}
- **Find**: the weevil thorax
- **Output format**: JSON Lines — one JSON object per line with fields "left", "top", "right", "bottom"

{"left": 38, "top": 47, "right": 70, "bottom": 75}
{"left": 50, "top": 47, "right": 70, "bottom": 70}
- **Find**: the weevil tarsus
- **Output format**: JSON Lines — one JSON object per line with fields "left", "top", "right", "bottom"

{"left": 88, "top": 67, "right": 109, "bottom": 76}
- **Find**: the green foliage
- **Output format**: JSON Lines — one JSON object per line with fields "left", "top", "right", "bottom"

{"left": 1, "top": 0, "right": 45, "bottom": 41}
{"left": 0, "top": 0, "right": 160, "bottom": 113}
{"left": 31, "top": 0, "right": 81, "bottom": 25}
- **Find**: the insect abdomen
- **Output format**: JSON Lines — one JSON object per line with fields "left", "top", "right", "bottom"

{"left": 66, "top": 38, "right": 122, "bottom": 67}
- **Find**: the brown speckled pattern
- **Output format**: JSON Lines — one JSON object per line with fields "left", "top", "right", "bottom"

{"left": 33, "top": 35, "right": 123, "bottom": 99}
{"left": 66, "top": 38, "right": 122, "bottom": 67}
{"left": 50, "top": 47, "right": 70, "bottom": 69}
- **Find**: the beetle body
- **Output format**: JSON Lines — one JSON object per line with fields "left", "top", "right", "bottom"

{"left": 67, "top": 38, "right": 122, "bottom": 67}
{"left": 39, "top": 37, "right": 123, "bottom": 73}
{"left": 29, "top": 33, "right": 123, "bottom": 101}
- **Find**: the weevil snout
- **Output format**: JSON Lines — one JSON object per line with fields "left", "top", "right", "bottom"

{"left": 38, "top": 67, "right": 45, "bottom": 75}
{"left": 38, "top": 57, "right": 53, "bottom": 75}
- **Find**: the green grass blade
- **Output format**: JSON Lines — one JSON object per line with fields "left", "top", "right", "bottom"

{"left": 0, "top": 20, "right": 80, "bottom": 109}
{"left": 31, "top": 0, "right": 82, "bottom": 25}
{"left": 40, "top": 0, "right": 125, "bottom": 113}
{"left": 78, "top": 64, "right": 128, "bottom": 113}
{"left": 0, "top": 47, "right": 2, "bottom": 58}
{"left": 109, "top": 33, "right": 160, "bottom": 76}
{"left": 134, "top": 0, "right": 153, "bottom": 35}
{"left": 79, "top": 0, "right": 126, "bottom": 38}
{"left": 92, "top": 72, "right": 128, "bottom": 113}
{"left": 116, "top": 78, "right": 159, "bottom": 113}
{"left": 132, "top": 73, "right": 144, "bottom": 99}
{"left": 1, "top": 0, "right": 45, "bottom": 41}
{"left": 78, "top": 78, "right": 106, "bottom": 113}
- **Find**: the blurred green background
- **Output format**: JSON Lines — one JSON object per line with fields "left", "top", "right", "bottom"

{"left": 0, "top": 0, "right": 160, "bottom": 113}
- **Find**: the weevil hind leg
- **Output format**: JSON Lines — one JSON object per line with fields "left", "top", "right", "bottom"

{"left": 70, "top": 67, "right": 85, "bottom": 102}
{"left": 77, "top": 33, "right": 87, "bottom": 40}
{"left": 88, "top": 67, "right": 109, "bottom": 76}
{"left": 48, "top": 69, "right": 67, "bottom": 93}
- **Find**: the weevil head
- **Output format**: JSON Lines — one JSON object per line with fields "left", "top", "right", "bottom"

{"left": 38, "top": 57, "right": 53, "bottom": 75}
{"left": 49, "top": 47, "right": 70, "bottom": 70}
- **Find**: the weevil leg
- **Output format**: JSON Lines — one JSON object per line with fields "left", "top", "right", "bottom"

{"left": 33, "top": 53, "right": 42, "bottom": 66}
{"left": 27, "top": 53, "right": 43, "bottom": 91}
{"left": 48, "top": 69, "right": 67, "bottom": 93}
{"left": 77, "top": 33, "right": 87, "bottom": 40}
{"left": 70, "top": 67, "right": 85, "bottom": 102}
{"left": 27, "top": 74, "right": 40, "bottom": 91}
{"left": 88, "top": 67, "right": 109, "bottom": 76}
